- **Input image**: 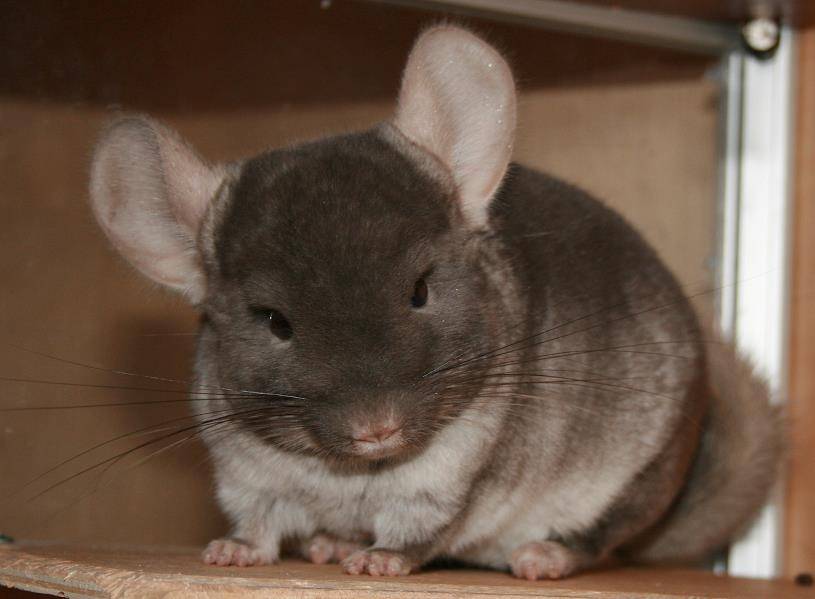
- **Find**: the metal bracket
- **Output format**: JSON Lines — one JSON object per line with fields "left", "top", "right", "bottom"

{"left": 375, "top": 0, "right": 740, "bottom": 54}
{"left": 742, "top": 17, "right": 782, "bottom": 58}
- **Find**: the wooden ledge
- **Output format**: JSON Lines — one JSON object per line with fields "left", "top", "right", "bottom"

{"left": 0, "top": 542, "right": 809, "bottom": 599}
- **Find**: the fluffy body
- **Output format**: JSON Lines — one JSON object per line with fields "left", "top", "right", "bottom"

{"left": 90, "top": 25, "right": 783, "bottom": 579}
{"left": 192, "top": 136, "right": 705, "bottom": 573}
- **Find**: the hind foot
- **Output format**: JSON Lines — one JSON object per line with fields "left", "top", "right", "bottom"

{"left": 202, "top": 538, "right": 276, "bottom": 567}
{"left": 510, "top": 541, "right": 584, "bottom": 580}
{"left": 302, "top": 533, "right": 366, "bottom": 565}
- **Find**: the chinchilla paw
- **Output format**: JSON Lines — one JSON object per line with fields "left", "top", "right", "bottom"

{"left": 302, "top": 533, "right": 366, "bottom": 565}
{"left": 202, "top": 538, "right": 276, "bottom": 567}
{"left": 510, "top": 541, "right": 582, "bottom": 580}
{"left": 341, "top": 548, "right": 415, "bottom": 576}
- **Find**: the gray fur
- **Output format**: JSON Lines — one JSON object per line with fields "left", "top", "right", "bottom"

{"left": 89, "top": 26, "right": 783, "bottom": 579}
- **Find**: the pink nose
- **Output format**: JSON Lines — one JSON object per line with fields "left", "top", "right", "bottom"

{"left": 352, "top": 425, "right": 401, "bottom": 444}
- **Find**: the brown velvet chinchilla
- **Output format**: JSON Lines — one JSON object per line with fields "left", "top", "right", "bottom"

{"left": 89, "top": 25, "right": 783, "bottom": 580}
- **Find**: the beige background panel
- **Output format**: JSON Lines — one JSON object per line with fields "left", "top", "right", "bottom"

{"left": 0, "top": 0, "right": 718, "bottom": 547}
{"left": 515, "top": 81, "right": 718, "bottom": 294}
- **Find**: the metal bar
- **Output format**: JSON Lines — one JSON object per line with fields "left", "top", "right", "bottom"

{"left": 717, "top": 51, "right": 744, "bottom": 340}
{"left": 374, "top": 0, "right": 741, "bottom": 54}
{"left": 726, "top": 26, "right": 796, "bottom": 579}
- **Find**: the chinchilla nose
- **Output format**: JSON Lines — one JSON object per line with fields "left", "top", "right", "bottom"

{"left": 351, "top": 423, "right": 402, "bottom": 444}
{"left": 344, "top": 394, "right": 409, "bottom": 457}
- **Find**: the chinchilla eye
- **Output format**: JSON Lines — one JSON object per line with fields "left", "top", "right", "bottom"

{"left": 411, "top": 278, "right": 428, "bottom": 309}
{"left": 253, "top": 307, "right": 293, "bottom": 341}
{"left": 267, "top": 309, "right": 293, "bottom": 341}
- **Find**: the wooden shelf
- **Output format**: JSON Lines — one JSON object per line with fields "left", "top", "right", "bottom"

{"left": 0, "top": 543, "right": 810, "bottom": 599}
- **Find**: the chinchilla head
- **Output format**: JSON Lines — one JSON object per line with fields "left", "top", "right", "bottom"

{"left": 89, "top": 25, "right": 519, "bottom": 464}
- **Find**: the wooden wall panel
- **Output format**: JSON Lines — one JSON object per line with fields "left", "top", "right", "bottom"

{"left": 785, "top": 26, "right": 815, "bottom": 578}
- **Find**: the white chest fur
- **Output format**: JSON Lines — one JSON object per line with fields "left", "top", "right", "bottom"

{"left": 206, "top": 401, "right": 505, "bottom": 552}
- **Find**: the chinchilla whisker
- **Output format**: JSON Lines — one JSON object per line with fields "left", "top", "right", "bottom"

{"left": 84, "top": 420, "right": 228, "bottom": 500}
{"left": 0, "top": 374, "right": 290, "bottom": 398}
{"left": 34, "top": 416, "right": 239, "bottom": 528}
{"left": 137, "top": 332, "right": 198, "bottom": 337}
{"left": 209, "top": 420, "right": 313, "bottom": 460}
{"left": 0, "top": 382, "right": 302, "bottom": 412}
{"left": 5, "top": 404, "right": 289, "bottom": 505}
{"left": 434, "top": 360, "right": 648, "bottom": 386}
{"left": 251, "top": 428, "right": 314, "bottom": 454}
{"left": 437, "top": 411, "right": 507, "bottom": 428}
{"left": 440, "top": 374, "right": 630, "bottom": 389}
{"left": 464, "top": 386, "right": 705, "bottom": 431}
{"left": 450, "top": 391, "right": 671, "bottom": 424}
{"left": 440, "top": 372, "right": 678, "bottom": 405}
{"left": 458, "top": 395, "right": 608, "bottom": 419}
{"left": 24, "top": 418, "right": 223, "bottom": 504}
{"left": 423, "top": 299, "right": 647, "bottom": 377}
{"left": 5, "top": 408, "right": 232, "bottom": 503}
{"left": 116, "top": 417, "right": 244, "bottom": 473}
{"left": 425, "top": 275, "right": 734, "bottom": 379}
{"left": 421, "top": 318, "right": 529, "bottom": 379}
{"left": 419, "top": 346, "right": 480, "bottom": 380}
{"left": 28, "top": 401, "right": 312, "bottom": 510}
{"left": 462, "top": 391, "right": 640, "bottom": 412}
{"left": 6, "top": 341, "right": 197, "bottom": 385}
{"left": 450, "top": 375, "right": 654, "bottom": 393}
{"left": 487, "top": 340, "right": 701, "bottom": 372}
{"left": 4, "top": 342, "right": 307, "bottom": 401}
{"left": 481, "top": 348, "right": 697, "bottom": 373}
{"left": 530, "top": 342, "right": 703, "bottom": 364}
{"left": 435, "top": 394, "right": 610, "bottom": 423}
{"left": 439, "top": 368, "right": 650, "bottom": 386}
{"left": 459, "top": 378, "right": 678, "bottom": 403}
{"left": 432, "top": 304, "right": 691, "bottom": 376}
{"left": 441, "top": 380, "right": 655, "bottom": 402}
{"left": 433, "top": 339, "right": 702, "bottom": 383}
{"left": 508, "top": 337, "right": 705, "bottom": 360}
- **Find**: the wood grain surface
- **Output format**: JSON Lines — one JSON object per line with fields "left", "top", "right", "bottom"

{"left": 0, "top": 543, "right": 813, "bottom": 599}
{"left": 785, "top": 25, "right": 815, "bottom": 579}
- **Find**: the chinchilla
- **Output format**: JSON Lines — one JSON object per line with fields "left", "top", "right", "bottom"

{"left": 88, "top": 25, "right": 782, "bottom": 579}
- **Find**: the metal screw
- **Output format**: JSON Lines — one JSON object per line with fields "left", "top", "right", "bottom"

{"left": 742, "top": 17, "right": 780, "bottom": 56}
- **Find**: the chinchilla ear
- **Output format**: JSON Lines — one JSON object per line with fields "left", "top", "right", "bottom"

{"left": 90, "top": 116, "right": 225, "bottom": 304}
{"left": 393, "top": 25, "right": 516, "bottom": 228}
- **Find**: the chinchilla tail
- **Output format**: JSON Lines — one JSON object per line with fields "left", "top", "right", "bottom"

{"left": 629, "top": 339, "right": 785, "bottom": 564}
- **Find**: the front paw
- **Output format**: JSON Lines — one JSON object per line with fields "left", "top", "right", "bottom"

{"left": 202, "top": 538, "right": 276, "bottom": 567}
{"left": 509, "top": 541, "right": 582, "bottom": 580}
{"left": 302, "top": 533, "right": 366, "bottom": 565}
{"left": 341, "top": 549, "right": 416, "bottom": 576}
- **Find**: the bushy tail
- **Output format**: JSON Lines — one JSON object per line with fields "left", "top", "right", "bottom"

{"left": 632, "top": 340, "right": 785, "bottom": 563}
